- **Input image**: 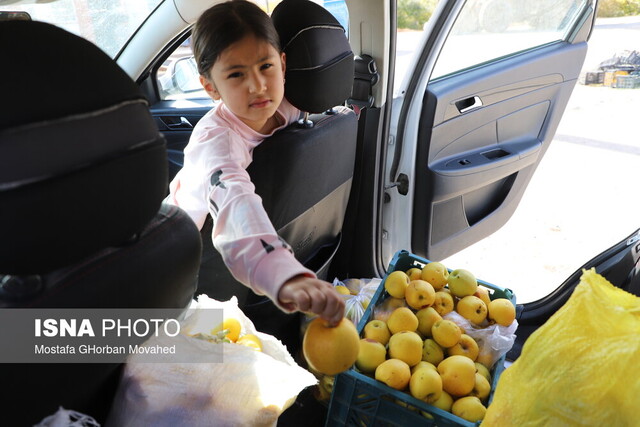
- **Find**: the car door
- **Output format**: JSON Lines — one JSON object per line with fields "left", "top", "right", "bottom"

{"left": 141, "top": 34, "right": 211, "bottom": 183}
{"left": 383, "top": 0, "right": 598, "bottom": 263}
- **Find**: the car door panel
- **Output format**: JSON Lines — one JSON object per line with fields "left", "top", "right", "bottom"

{"left": 383, "top": 0, "right": 597, "bottom": 264}
{"left": 150, "top": 103, "right": 211, "bottom": 182}
{"left": 413, "top": 41, "right": 590, "bottom": 260}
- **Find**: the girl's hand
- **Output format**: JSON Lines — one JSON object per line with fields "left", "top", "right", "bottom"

{"left": 278, "top": 275, "right": 345, "bottom": 326}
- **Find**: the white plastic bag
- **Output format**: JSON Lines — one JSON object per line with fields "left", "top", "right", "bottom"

{"left": 334, "top": 277, "right": 380, "bottom": 326}
{"left": 444, "top": 310, "right": 517, "bottom": 369}
{"left": 106, "top": 295, "right": 316, "bottom": 427}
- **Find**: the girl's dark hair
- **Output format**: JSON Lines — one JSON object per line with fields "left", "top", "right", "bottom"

{"left": 192, "top": 0, "right": 281, "bottom": 77}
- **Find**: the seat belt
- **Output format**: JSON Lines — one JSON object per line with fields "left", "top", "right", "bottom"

{"left": 348, "top": 54, "right": 379, "bottom": 117}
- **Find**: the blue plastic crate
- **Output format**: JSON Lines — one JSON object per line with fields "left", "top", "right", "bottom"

{"left": 326, "top": 250, "right": 516, "bottom": 427}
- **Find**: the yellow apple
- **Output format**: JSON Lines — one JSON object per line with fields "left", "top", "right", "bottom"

{"left": 447, "top": 269, "right": 478, "bottom": 298}
{"left": 409, "top": 365, "right": 442, "bottom": 402}
{"left": 388, "top": 331, "right": 423, "bottom": 367}
{"left": 375, "top": 358, "right": 411, "bottom": 390}
{"left": 303, "top": 317, "right": 360, "bottom": 376}
{"left": 433, "top": 291, "right": 454, "bottom": 316}
{"left": 475, "top": 350, "right": 494, "bottom": 370}
{"left": 334, "top": 285, "right": 351, "bottom": 295}
{"left": 405, "top": 279, "right": 436, "bottom": 310}
{"left": 456, "top": 295, "right": 488, "bottom": 325}
{"left": 406, "top": 267, "right": 422, "bottom": 281}
{"left": 473, "top": 286, "right": 492, "bottom": 307}
{"left": 416, "top": 306, "right": 442, "bottom": 337}
{"left": 387, "top": 306, "right": 419, "bottom": 335}
{"left": 429, "top": 390, "right": 453, "bottom": 412}
{"left": 363, "top": 319, "right": 391, "bottom": 346}
{"left": 469, "top": 372, "right": 491, "bottom": 401}
{"left": 385, "top": 270, "right": 410, "bottom": 298}
{"left": 487, "top": 298, "right": 516, "bottom": 326}
{"left": 411, "top": 361, "right": 437, "bottom": 375}
{"left": 451, "top": 396, "right": 486, "bottom": 422}
{"left": 447, "top": 333, "right": 479, "bottom": 361}
{"left": 422, "top": 338, "right": 445, "bottom": 365}
{"left": 475, "top": 362, "right": 491, "bottom": 383}
{"left": 356, "top": 338, "right": 387, "bottom": 374}
{"left": 373, "top": 297, "right": 407, "bottom": 323}
{"left": 437, "top": 355, "right": 476, "bottom": 396}
{"left": 420, "top": 262, "right": 449, "bottom": 290}
{"left": 431, "top": 319, "right": 461, "bottom": 348}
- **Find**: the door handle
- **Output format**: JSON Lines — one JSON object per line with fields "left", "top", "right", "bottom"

{"left": 162, "top": 116, "right": 193, "bottom": 130}
{"left": 456, "top": 96, "right": 483, "bottom": 114}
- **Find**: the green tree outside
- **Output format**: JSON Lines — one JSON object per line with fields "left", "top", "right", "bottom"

{"left": 597, "top": 0, "right": 640, "bottom": 17}
{"left": 397, "top": 0, "right": 439, "bottom": 30}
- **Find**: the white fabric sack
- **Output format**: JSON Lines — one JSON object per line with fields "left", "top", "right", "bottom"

{"left": 106, "top": 295, "right": 316, "bottom": 427}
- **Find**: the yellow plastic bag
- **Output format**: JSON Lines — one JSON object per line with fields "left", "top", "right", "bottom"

{"left": 483, "top": 269, "right": 640, "bottom": 426}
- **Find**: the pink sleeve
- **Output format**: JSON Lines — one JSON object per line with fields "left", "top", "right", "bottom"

{"left": 280, "top": 98, "right": 302, "bottom": 126}
{"left": 203, "top": 130, "right": 315, "bottom": 312}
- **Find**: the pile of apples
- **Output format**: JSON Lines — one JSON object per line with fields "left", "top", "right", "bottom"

{"left": 356, "top": 262, "right": 516, "bottom": 423}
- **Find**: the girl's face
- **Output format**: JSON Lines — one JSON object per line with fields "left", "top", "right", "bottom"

{"left": 201, "top": 34, "right": 286, "bottom": 134}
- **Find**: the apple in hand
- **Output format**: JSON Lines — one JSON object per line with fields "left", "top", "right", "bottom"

{"left": 447, "top": 269, "right": 478, "bottom": 298}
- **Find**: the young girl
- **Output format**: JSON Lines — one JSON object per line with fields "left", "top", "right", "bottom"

{"left": 167, "top": 0, "right": 345, "bottom": 326}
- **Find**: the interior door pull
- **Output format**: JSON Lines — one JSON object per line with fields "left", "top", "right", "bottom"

{"left": 456, "top": 96, "right": 483, "bottom": 114}
{"left": 164, "top": 116, "right": 193, "bottom": 129}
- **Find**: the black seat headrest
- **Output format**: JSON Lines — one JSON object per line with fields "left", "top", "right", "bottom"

{"left": 0, "top": 21, "right": 168, "bottom": 275}
{"left": 272, "top": 0, "right": 354, "bottom": 113}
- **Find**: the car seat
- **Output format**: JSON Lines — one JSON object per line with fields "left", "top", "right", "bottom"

{"left": 0, "top": 20, "right": 201, "bottom": 425}
{"left": 196, "top": 0, "right": 357, "bottom": 351}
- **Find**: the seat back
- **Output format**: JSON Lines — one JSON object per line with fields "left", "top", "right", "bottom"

{"left": 0, "top": 20, "right": 201, "bottom": 424}
{"left": 197, "top": 0, "right": 357, "bottom": 345}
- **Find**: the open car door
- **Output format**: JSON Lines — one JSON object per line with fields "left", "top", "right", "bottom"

{"left": 383, "top": 0, "right": 598, "bottom": 262}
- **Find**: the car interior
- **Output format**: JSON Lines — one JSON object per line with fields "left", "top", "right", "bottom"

{"left": 0, "top": 0, "right": 363, "bottom": 424}
{"left": 0, "top": 18, "right": 202, "bottom": 425}
{"left": 1, "top": 0, "right": 639, "bottom": 425}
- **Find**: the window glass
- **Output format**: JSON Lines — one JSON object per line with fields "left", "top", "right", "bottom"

{"left": 395, "top": 0, "right": 588, "bottom": 93}
{"left": 156, "top": 0, "right": 349, "bottom": 101}
{"left": 432, "top": 0, "right": 586, "bottom": 79}
{"left": 0, "top": 0, "right": 163, "bottom": 58}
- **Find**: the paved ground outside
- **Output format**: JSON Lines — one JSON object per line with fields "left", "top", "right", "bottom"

{"left": 442, "top": 16, "right": 640, "bottom": 303}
